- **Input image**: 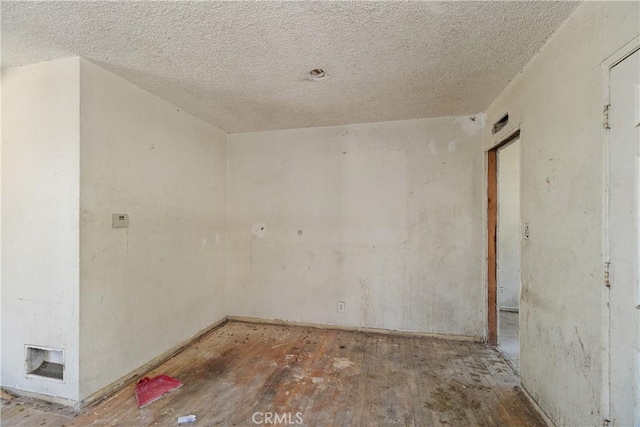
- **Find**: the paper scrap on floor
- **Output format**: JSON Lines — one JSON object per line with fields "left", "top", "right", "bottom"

{"left": 178, "top": 414, "right": 197, "bottom": 424}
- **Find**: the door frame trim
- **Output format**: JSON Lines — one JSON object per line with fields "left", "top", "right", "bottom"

{"left": 487, "top": 127, "right": 520, "bottom": 346}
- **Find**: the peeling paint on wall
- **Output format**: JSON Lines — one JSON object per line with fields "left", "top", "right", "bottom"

{"left": 429, "top": 140, "right": 438, "bottom": 154}
{"left": 456, "top": 115, "right": 484, "bottom": 137}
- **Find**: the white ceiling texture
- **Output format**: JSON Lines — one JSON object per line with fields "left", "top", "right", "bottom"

{"left": 1, "top": 1, "right": 579, "bottom": 133}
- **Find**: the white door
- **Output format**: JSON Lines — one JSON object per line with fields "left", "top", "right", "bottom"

{"left": 610, "top": 48, "right": 640, "bottom": 426}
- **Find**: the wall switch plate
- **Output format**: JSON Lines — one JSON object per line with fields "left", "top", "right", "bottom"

{"left": 523, "top": 223, "right": 530, "bottom": 240}
{"left": 112, "top": 213, "right": 129, "bottom": 228}
{"left": 337, "top": 301, "right": 345, "bottom": 313}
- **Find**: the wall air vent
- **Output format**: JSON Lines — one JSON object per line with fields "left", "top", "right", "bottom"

{"left": 492, "top": 112, "right": 509, "bottom": 134}
{"left": 26, "top": 346, "right": 64, "bottom": 381}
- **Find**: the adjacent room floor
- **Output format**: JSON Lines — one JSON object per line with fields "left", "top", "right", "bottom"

{"left": 2, "top": 321, "right": 543, "bottom": 426}
{"left": 499, "top": 311, "right": 520, "bottom": 371}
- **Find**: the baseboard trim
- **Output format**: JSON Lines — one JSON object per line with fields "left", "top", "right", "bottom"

{"left": 79, "top": 316, "right": 228, "bottom": 409}
{"left": 227, "top": 316, "right": 484, "bottom": 343}
{"left": 0, "top": 387, "right": 79, "bottom": 409}
{"left": 494, "top": 347, "right": 554, "bottom": 426}
{"left": 520, "top": 384, "right": 556, "bottom": 427}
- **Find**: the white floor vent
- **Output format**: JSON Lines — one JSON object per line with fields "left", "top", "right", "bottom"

{"left": 26, "top": 346, "right": 64, "bottom": 381}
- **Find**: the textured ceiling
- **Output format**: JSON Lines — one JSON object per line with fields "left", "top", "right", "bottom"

{"left": 1, "top": 1, "right": 579, "bottom": 133}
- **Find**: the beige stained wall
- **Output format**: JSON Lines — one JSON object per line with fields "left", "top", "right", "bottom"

{"left": 1, "top": 58, "right": 81, "bottom": 402}
{"left": 484, "top": 2, "right": 640, "bottom": 425}
{"left": 227, "top": 115, "right": 486, "bottom": 337}
{"left": 78, "top": 59, "right": 228, "bottom": 399}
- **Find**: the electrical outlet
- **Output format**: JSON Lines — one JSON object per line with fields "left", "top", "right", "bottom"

{"left": 337, "top": 301, "right": 345, "bottom": 313}
{"left": 499, "top": 287, "right": 505, "bottom": 296}
{"left": 523, "top": 223, "right": 530, "bottom": 240}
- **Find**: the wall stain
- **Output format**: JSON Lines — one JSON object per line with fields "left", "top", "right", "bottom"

{"left": 360, "top": 279, "right": 371, "bottom": 325}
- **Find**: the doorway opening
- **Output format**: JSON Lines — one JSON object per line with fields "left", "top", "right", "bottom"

{"left": 497, "top": 139, "right": 521, "bottom": 369}
{"left": 487, "top": 130, "right": 521, "bottom": 371}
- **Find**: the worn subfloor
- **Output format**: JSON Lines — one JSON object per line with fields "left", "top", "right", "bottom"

{"left": 498, "top": 311, "right": 520, "bottom": 371}
{"left": 2, "top": 321, "right": 544, "bottom": 426}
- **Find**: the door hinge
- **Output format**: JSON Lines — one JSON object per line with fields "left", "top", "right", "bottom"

{"left": 604, "top": 261, "right": 611, "bottom": 288}
{"left": 603, "top": 104, "right": 611, "bottom": 129}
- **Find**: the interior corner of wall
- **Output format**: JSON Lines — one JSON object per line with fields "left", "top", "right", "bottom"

{"left": 475, "top": 112, "right": 487, "bottom": 128}
{"left": 79, "top": 56, "right": 94, "bottom": 78}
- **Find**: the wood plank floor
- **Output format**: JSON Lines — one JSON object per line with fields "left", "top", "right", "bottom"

{"left": 2, "top": 321, "right": 546, "bottom": 426}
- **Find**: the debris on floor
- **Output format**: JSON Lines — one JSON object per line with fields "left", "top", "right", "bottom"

{"left": 1, "top": 389, "right": 13, "bottom": 400}
{"left": 177, "top": 414, "right": 197, "bottom": 424}
{"left": 135, "top": 375, "right": 183, "bottom": 408}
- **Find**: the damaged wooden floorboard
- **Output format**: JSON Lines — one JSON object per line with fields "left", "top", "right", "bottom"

{"left": 1, "top": 321, "right": 545, "bottom": 426}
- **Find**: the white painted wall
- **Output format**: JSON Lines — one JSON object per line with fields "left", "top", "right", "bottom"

{"left": 78, "top": 59, "right": 228, "bottom": 399}
{"left": 1, "top": 58, "right": 81, "bottom": 401}
{"left": 497, "top": 140, "right": 520, "bottom": 310}
{"left": 228, "top": 116, "right": 485, "bottom": 337}
{"left": 484, "top": 2, "right": 640, "bottom": 425}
